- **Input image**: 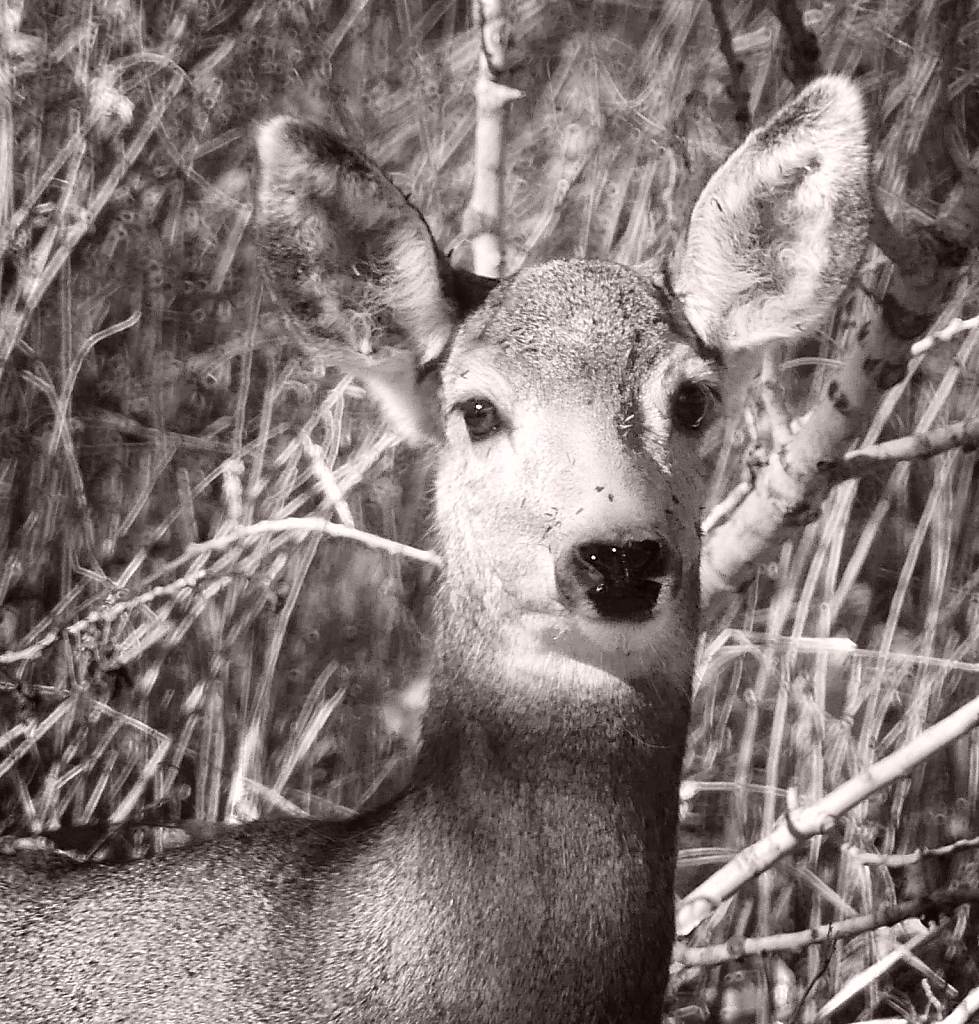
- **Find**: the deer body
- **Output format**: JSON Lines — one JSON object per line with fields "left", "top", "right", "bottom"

{"left": 0, "top": 77, "right": 871, "bottom": 1022}
{"left": 4, "top": 678, "right": 684, "bottom": 1022}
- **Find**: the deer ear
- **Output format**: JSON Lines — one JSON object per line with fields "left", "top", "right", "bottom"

{"left": 254, "top": 118, "right": 498, "bottom": 445}
{"left": 675, "top": 76, "right": 872, "bottom": 355}
{"left": 254, "top": 117, "right": 496, "bottom": 366}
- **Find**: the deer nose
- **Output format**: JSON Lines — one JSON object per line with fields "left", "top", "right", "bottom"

{"left": 556, "top": 539, "right": 679, "bottom": 622}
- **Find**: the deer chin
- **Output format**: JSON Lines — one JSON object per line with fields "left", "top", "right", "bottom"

{"left": 500, "top": 600, "right": 686, "bottom": 684}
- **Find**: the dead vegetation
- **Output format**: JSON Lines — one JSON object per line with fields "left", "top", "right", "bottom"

{"left": 1, "top": 0, "right": 979, "bottom": 1020}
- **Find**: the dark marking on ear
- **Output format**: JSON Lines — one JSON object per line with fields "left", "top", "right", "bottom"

{"left": 862, "top": 356, "right": 882, "bottom": 379}
{"left": 280, "top": 121, "right": 379, "bottom": 181}
{"left": 826, "top": 379, "right": 852, "bottom": 415}
{"left": 874, "top": 358, "right": 906, "bottom": 390}
{"left": 413, "top": 268, "right": 495, "bottom": 384}
{"left": 882, "top": 293, "right": 934, "bottom": 341}
{"left": 861, "top": 355, "right": 908, "bottom": 391}
{"left": 440, "top": 259, "right": 500, "bottom": 315}
{"left": 879, "top": 362, "right": 907, "bottom": 390}
{"left": 659, "top": 267, "right": 723, "bottom": 365}
{"left": 752, "top": 89, "right": 822, "bottom": 150}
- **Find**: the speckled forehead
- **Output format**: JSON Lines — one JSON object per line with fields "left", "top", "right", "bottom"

{"left": 449, "top": 260, "right": 677, "bottom": 398}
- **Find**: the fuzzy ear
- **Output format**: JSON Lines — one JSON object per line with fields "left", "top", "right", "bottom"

{"left": 675, "top": 76, "right": 872, "bottom": 355}
{"left": 254, "top": 117, "right": 497, "bottom": 368}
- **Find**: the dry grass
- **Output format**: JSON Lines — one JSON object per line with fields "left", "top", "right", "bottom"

{"left": 1, "top": 0, "right": 978, "bottom": 1019}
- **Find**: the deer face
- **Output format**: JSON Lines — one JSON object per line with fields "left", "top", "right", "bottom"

{"left": 430, "top": 260, "right": 720, "bottom": 681}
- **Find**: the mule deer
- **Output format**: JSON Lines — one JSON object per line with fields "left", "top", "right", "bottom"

{"left": 0, "top": 77, "right": 870, "bottom": 1022}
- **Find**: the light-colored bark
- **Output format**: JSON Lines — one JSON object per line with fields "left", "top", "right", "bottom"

{"left": 675, "top": 689, "right": 979, "bottom": 938}
{"left": 700, "top": 185, "right": 979, "bottom": 609}
{"left": 463, "top": 0, "right": 521, "bottom": 277}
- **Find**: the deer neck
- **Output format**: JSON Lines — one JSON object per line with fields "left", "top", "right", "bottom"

{"left": 394, "top": 587, "right": 689, "bottom": 1020}
{"left": 417, "top": 597, "right": 693, "bottom": 807}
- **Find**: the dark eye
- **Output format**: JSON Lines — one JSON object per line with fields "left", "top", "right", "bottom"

{"left": 457, "top": 397, "right": 503, "bottom": 441}
{"left": 671, "top": 381, "right": 717, "bottom": 432}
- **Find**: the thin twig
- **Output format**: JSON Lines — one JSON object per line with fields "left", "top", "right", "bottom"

{"left": 675, "top": 889, "right": 979, "bottom": 968}
{"left": 911, "top": 314, "right": 979, "bottom": 357}
{"left": 937, "top": 984, "right": 979, "bottom": 1024}
{"left": 815, "top": 927, "right": 937, "bottom": 1021}
{"left": 846, "top": 834, "right": 979, "bottom": 868}
{"left": 702, "top": 479, "right": 752, "bottom": 535}
{"left": 706, "top": 0, "right": 749, "bottom": 131}
{"left": 0, "top": 568, "right": 230, "bottom": 666}
{"left": 186, "top": 518, "right": 441, "bottom": 566}
{"left": 822, "top": 418, "right": 979, "bottom": 483}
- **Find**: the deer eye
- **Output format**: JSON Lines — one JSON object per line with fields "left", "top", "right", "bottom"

{"left": 457, "top": 398, "right": 503, "bottom": 441}
{"left": 671, "top": 380, "right": 717, "bottom": 432}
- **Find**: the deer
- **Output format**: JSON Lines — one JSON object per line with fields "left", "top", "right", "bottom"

{"left": 0, "top": 76, "right": 871, "bottom": 1023}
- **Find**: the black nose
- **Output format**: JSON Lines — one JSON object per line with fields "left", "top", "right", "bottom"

{"left": 556, "top": 539, "right": 678, "bottom": 622}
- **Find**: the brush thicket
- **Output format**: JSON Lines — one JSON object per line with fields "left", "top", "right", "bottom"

{"left": 2, "top": 0, "right": 978, "bottom": 1018}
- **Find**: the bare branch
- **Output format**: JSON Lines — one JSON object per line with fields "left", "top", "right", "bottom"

{"left": 815, "top": 926, "right": 939, "bottom": 1020}
{"left": 676, "top": 690, "right": 979, "bottom": 938}
{"left": 703, "top": 313, "right": 979, "bottom": 536}
{"left": 911, "top": 314, "right": 979, "bottom": 357}
{"left": 463, "top": 0, "right": 522, "bottom": 277}
{"left": 700, "top": 215, "right": 978, "bottom": 607}
{"left": 706, "top": 0, "right": 749, "bottom": 132}
{"left": 675, "top": 888, "right": 979, "bottom": 968}
{"left": 938, "top": 984, "right": 979, "bottom": 1024}
{"left": 186, "top": 517, "right": 441, "bottom": 566}
{"left": 822, "top": 418, "right": 979, "bottom": 483}
{"left": 846, "top": 834, "right": 979, "bottom": 869}
{"left": 770, "top": 0, "right": 822, "bottom": 86}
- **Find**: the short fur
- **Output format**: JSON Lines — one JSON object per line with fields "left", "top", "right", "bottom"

{"left": 0, "top": 78, "right": 872, "bottom": 1023}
